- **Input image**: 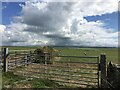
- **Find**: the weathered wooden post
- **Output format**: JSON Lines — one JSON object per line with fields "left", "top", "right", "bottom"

{"left": 100, "top": 53, "right": 108, "bottom": 88}
{"left": 3, "top": 48, "right": 8, "bottom": 72}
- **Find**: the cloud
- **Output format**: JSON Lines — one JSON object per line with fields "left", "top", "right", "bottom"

{"left": 0, "top": 25, "right": 6, "bottom": 32}
{"left": 0, "top": 25, "right": 6, "bottom": 45}
{"left": 2, "top": 1, "right": 119, "bottom": 47}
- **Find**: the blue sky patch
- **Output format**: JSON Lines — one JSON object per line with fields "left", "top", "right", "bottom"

{"left": 84, "top": 12, "right": 118, "bottom": 32}
{"left": 2, "top": 2, "right": 25, "bottom": 25}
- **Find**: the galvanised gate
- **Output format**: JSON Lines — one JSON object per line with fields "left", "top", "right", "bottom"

{"left": 2, "top": 48, "right": 108, "bottom": 88}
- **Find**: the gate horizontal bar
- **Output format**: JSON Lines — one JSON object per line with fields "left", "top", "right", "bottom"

{"left": 52, "top": 60, "right": 98, "bottom": 64}
{"left": 49, "top": 65, "right": 98, "bottom": 70}
{"left": 30, "top": 67, "right": 98, "bottom": 73}
{"left": 52, "top": 79, "right": 98, "bottom": 86}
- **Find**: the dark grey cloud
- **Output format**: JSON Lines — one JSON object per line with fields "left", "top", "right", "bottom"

{"left": 44, "top": 34, "right": 72, "bottom": 45}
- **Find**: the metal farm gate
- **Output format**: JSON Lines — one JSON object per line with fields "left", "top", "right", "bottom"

{"left": 2, "top": 48, "right": 109, "bottom": 88}
{"left": 23, "top": 55, "right": 100, "bottom": 88}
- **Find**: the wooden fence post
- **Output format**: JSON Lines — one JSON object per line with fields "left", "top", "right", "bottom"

{"left": 3, "top": 48, "right": 8, "bottom": 72}
{"left": 100, "top": 54, "right": 107, "bottom": 88}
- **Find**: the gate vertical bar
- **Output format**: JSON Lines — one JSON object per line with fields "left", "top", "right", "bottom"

{"left": 68, "top": 58, "right": 70, "bottom": 84}
{"left": 15, "top": 51, "right": 17, "bottom": 66}
{"left": 44, "top": 52, "right": 47, "bottom": 79}
{"left": 97, "top": 56, "right": 100, "bottom": 88}
{"left": 29, "top": 51, "right": 32, "bottom": 63}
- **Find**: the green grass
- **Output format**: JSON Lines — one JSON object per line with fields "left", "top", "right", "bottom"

{"left": 2, "top": 71, "right": 25, "bottom": 88}
{"left": 2, "top": 71, "right": 62, "bottom": 88}
{"left": 57, "top": 47, "right": 119, "bottom": 63}
{"left": 2, "top": 46, "right": 119, "bottom": 63}
{"left": 31, "top": 78, "right": 61, "bottom": 88}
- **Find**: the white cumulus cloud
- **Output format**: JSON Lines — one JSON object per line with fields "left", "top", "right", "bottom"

{"left": 1, "top": 1, "right": 119, "bottom": 47}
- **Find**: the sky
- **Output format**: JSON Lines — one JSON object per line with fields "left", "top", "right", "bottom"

{"left": 0, "top": 0, "right": 119, "bottom": 47}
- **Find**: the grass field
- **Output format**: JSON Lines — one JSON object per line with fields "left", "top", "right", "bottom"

{"left": 56, "top": 47, "right": 119, "bottom": 63}
{"left": 2, "top": 46, "right": 119, "bottom": 63}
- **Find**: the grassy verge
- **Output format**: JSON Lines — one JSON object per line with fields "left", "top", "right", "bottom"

{"left": 2, "top": 71, "right": 65, "bottom": 88}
